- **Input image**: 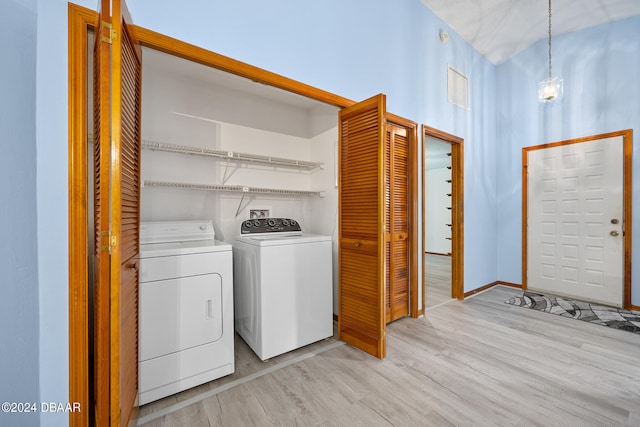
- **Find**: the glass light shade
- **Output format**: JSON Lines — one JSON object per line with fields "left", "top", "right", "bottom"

{"left": 538, "top": 77, "right": 563, "bottom": 103}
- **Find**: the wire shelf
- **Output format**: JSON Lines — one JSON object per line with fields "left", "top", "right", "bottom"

{"left": 142, "top": 180, "right": 325, "bottom": 197}
{"left": 141, "top": 140, "right": 324, "bottom": 171}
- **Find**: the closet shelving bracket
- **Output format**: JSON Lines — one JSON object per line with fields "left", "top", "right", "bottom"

{"left": 222, "top": 155, "right": 236, "bottom": 185}
{"left": 235, "top": 187, "right": 252, "bottom": 218}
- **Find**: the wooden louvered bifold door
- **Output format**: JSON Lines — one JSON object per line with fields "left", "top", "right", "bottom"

{"left": 384, "top": 127, "right": 392, "bottom": 323}
{"left": 93, "top": 0, "right": 141, "bottom": 425}
{"left": 93, "top": 10, "right": 111, "bottom": 425}
{"left": 386, "top": 124, "right": 409, "bottom": 323}
{"left": 338, "top": 94, "right": 387, "bottom": 359}
{"left": 115, "top": 17, "right": 142, "bottom": 427}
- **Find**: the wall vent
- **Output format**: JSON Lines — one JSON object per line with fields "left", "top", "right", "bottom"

{"left": 447, "top": 65, "right": 469, "bottom": 110}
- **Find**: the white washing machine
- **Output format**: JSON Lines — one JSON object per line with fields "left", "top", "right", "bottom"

{"left": 233, "top": 218, "right": 333, "bottom": 361}
{"left": 138, "top": 220, "right": 234, "bottom": 405}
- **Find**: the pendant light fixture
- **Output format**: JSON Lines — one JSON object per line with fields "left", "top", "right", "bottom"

{"left": 538, "top": 0, "right": 563, "bottom": 102}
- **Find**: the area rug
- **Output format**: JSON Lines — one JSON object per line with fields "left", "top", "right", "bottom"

{"left": 505, "top": 291, "right": 640, "bottom": 334}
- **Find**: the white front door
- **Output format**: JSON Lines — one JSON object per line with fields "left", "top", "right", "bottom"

{"left": 527, "top": 136, "right": 624, "bottom": 307}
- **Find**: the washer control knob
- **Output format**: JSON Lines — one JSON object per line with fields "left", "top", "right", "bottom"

{"left": 282, "top": 219, "right": 290, "bottom": 226}
{"left": 267, "top": 219, "right": 276, "bottom": 227}
{"left": 253, "top": 220, "right": 261, "bottom": 227}
{"left": 243, "top": 220, "right": 252, "bottom": 228}
{"left": 290, "top": 219, "right": 297, "bottom": 226}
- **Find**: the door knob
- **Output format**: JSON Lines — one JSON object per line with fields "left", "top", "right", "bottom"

{"left": 610, "top": 230, "right": 619, "bottom": 237}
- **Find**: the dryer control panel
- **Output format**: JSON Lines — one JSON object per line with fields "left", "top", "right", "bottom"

{"left": 241, "top": 218, "right": 301, "bottom": 234}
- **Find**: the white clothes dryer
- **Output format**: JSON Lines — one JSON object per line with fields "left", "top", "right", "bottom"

{"left": 138, "top": 220, "right": 234, "bottom": 405}
{"left": 233, "top": 218, "right": 333, "bottom": 361}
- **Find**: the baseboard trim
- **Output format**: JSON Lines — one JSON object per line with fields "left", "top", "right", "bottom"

{"left": 496, "top": 281, "right": 523, "bottom": 289}
{"left": 463, "top": 281, "right": 523, "bottom": 298}
{"left": 632, "top": 305, "right": 640, "bottom": 312}
{"left": 338, "top": 283, "right": 530, "bottom": 319}
{"left": 424, "top": 251, "right": 451, "bottom": 257}
{"left": 334, "top": 310, "right": 429, "bottom": 322}
{"left": 464, "top": 281, "right": 499, "bottom": 298}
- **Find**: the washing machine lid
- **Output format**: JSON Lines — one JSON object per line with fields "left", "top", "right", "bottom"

{"left": 235, "top": 232, "right": 332, "bottom": 247}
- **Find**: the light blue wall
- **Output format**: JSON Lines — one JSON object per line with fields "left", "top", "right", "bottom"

{"left": 496, "top": 16, "right": 640, "bottom": 305}
{"left": 121, "top": 0, "right": 499, "bottom": 293}
{"left": 0, "top": 0, "right": 40, "bottom": 426}
{"left": 417, "top": 12, "right": 499, "bottom": 291}
{"left": 36, "top": 0, "right": 70, "bottom": 423}
{"left": 28, "top": 2, "right": 640, "bottom": 423}
{"left": 29, "top": 1, "right": 496, "bottom": 419}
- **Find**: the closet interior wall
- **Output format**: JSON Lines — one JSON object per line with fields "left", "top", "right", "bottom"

{"left": 139, "top": 48, "right": 341, "bottom": 311}
{"left": 425, "top": 136, "right": 453, "bottom": 254}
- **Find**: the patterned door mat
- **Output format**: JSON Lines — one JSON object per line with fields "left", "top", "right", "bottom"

{"left": 505, "top": 291, "right": 640, "bottom": 334}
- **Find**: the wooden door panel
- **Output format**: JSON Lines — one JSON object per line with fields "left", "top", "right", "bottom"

{"left": 339, "top": 238, "right": 378, "bottom": 256}
{"left": 340, "top": 108, "right": 382, "bottom": 241}
{"left": 384, "top": 127, "right": 392, "bottom": 323}
{"left": 116, "top": 17, "right": 141, "bottom": 425}
{"left": 385, "top": 240, "right": 391, "bottom": 323}
{"left": 393, "top": 132, "right": 408, "bottom": 231}
{"left": 338, "top": 94, "right": 386, "bottom": 359}
{"left": 94, "top": 0, "right": 141, "bottom": 425}
{"left": 93, "top": 3, "right": 112, "bottom": 424}
{"left": 339, "top": 248, "right": 382, "bottom": 356}
{"left": 385, "top": 128, "right": 392, "bottom": 237}
{"left": 391, "top": 238, "right": 409, "bottom": 320}
{"left": 386, "top": 124, "right": 409, "bottom": 322}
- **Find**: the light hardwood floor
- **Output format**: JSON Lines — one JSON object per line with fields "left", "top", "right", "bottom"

{"left": 424, "top": 253, "right": 453, "bottom": 308}
{"left": 139, "top": 286, "right": 640, "bottom": 426}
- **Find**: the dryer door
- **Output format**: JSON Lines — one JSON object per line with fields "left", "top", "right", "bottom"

{"left": 139, "top": 273, "right": 223, "bottom": 361}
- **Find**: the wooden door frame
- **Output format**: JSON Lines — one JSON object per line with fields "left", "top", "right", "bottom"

{"left": 522, "top": 129, "right": 633, "bottom": 310}
{"left": 421, "top": 126, "right": 464, "bottom": 309}
{"left": 68, "top": 4, "right": 99, "bottom": 427}
{"left": 69, "top": 5, "right": 423, "bottom": 414}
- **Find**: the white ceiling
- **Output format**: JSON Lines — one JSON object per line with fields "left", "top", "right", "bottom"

{"left": 421, "top": 0, "right": 640, "bottom": 64}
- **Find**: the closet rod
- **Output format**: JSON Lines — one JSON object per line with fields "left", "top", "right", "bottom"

{"left": 142, "top": 140, "right": 324, "bottom": 171}
{"left": 142, "top": 180, "right": 325, "bottom": 197}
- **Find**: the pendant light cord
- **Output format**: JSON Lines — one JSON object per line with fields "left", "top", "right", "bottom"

{"left": 547, "top": 0, "right": 552, "bottom": 79}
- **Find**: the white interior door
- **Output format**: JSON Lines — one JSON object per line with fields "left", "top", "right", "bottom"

{"left": 527, "top": 136, "right": 624, "bottom": 307}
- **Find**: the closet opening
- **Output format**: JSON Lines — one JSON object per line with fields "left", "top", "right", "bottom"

{"left": 69, "top": 6, "right": 422, "bottom": 419}
{"left": 134, "top": 27, "right": 418, "bottom": 331}
{"left": 422, "top": 126, "right": 464, "bottom": 308}
{"left": 87, "top": 32, "right": 344, "bottom": 417}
